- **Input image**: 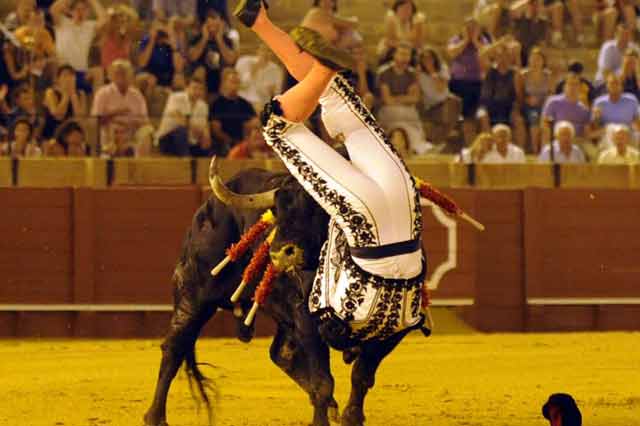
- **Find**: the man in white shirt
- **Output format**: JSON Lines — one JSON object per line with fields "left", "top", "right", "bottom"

{"left": 235, "top": 44, "right": 284, "bottom": 113}
{"left": 538, "top": 121, "right": 586, "bottom": 164}
{"left": 51, "top": 0, "right": 107, "bottom": 92}
{"left": 483, "top": 124, "right": 526, "bottom": 163}
{"left": 598, "top": 124, "right": 639, "bottom": 164}
{"left": 157, "top": 77, "right": 211, "bottom": 157}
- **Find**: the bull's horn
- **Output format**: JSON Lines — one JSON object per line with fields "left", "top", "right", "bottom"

{"left": 209, "top": 156, "right": 277, "bottom": 210}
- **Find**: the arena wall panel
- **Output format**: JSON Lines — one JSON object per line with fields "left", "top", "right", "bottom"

{"left": 561, "top": 164, "right": 640, "bottom": 189}
{"left": 17, "top": 159, "right": 107, "bottom": 187}
{"left": 0, "top": 158, "right": 12, "bottom": 187}
{"left": 112, "top": 159, "right": 193, "bottom": 186}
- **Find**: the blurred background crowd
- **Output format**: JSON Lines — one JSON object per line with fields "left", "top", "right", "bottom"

{"left": 1, "top": 0, "right": 640, "bottom": 165}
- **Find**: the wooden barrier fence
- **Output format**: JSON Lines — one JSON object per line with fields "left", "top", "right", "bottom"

{"left": 2, "top": 186, "right": 640, "bottom": 338}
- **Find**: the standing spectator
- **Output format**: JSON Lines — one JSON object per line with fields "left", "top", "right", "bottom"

{"left": 42, "top": 64, "right": 87, "bottom": 140}
{"left": 14, "top": 9, "right": 55, "bottom": 65}
{"left": 592, "top": 74, "right": 640, "bottom": 143}
{"left": 598, "top": 124, "right": 639, "bottom": 163}
{"left": 511, "top": 0, "right": 548, "bottom": 65}
{"left": 188, "top": 8, "right": 237, "bottom": 97}
{"left": 228, "top": 117, "right": 273, "bottom": 159}
{"left": 555, "top": 61, "right": 595, "bottom": 107}
{"left": 418, "top": 47, "right": 461, "bottom": 144}
{"left": 483, "top": 123, "right": 526, "bottom": 163}
{"left": 235, "top": 43, "right": 283, "bottom": 113}
{"left": 137, "top": 20, "right": 181, "bottom": 88}
{"left": 210, "top": 68, "right": 256, "bottom": 155}
{"left": 517, "top": 47, "right": 553, "bottom": 153}
{"left": 538, "top": 121, "right": 586, "bottom": 163}
{"left": 542, "top": 393, "right": 582, "bottom": 426}
{"left": 1, "top": 24, "right": 30, "bottom": 93}
{"left": 98, "top": 4, "right": 138, "bottom": 71}
{"left": 458, "top": 131, "right": 494, "bottom": 163}
{"left": 595, "top": 24, "right": 637, "bottom": 86}
{"left": 8, "top": 84, "right": 45, "bottom": 139}
{"left": 51, "top": 0, "right": 107, "bottom": 93}
{"left": 301, "top": 0, "right": 360, "bottom": 52}
{"left": 52, "top": 119, "right": 89, "bottom": 156}
{"left": 4, "top": 0, "right": 36, "bottom": 31}
{"left": 91, "top": 59, "right": 149, "bottom": 152}
{"left": 377, "top": 0, "right": 426, "bottom": 63}
{"left": 378, "top": 43, "right": 433, "bottom": 155}
{"left": 620, "top": 48, "right": 640, "bottom": 100}
{"left": 546, "top": 0, "right": 584, "bottom": 46}
{"left": 156, "top": 77, "right": 211, "bottom": 157}
{"left": 478, "top": 44, "right": 518, "bottom": 131}
{"left": 542, "top": 73, "right": 591, "bottom": 142}
{"left": 447, "top": 17, "right": 490, "bottom": 145}
{"left": 0, "top": 117, "right": 42, "bottom": 157}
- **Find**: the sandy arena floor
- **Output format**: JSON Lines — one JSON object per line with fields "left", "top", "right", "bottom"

{"left": 0, "top": 332, "right": 638, "bottom": 426}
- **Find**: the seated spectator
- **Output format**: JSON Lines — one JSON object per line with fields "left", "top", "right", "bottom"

{"left": 53, "top": 119, "right": 89, "bottom": 156}
{"left": 4, "top": 0, "right": 36, "bottom": 31}
{"left": 598, "top": 124, "right": 639, "bottom": 163}
{"left": 592, "top": 74, "right": 640, "bottom": 144}
{"left": 228, "top": 117, "right": 274, "bottom": 159}
{"left": 510, "top": 0, "right": 548, "bottom": 65}
{"left": 1, "top": 24, "right": 30, "bottom": 93}
{"left": 235, "top": 44, "right": 283, "bottom": 113}
{"left": 91, "top": 59, "right": 149, "bottom": 154}
{"left": 595, "top": 24, "right": 637, "bottom": 86}
{"left": 8, "top": 84, "right": 45, "bottom": 139}
{"left": 542, "top": 393, "right": 582, "bottom": 426}
{"left": 302, "top": 0, "right": 360, "bottom": 52}
{"left": 343, "top": 41, "right": 377, "bottom": 110}
{"left": 188, "top": 8, "right": 237, "bottom": 97}
{"left": 51, "top": 0, "right": 107, "bottom": 93}
{"left": 418, "top": 47, "right": 461, "bottom": 144}
{"left": 483, "top": 123, "right": 526, "bottom": 163}
{"left": 538, "top": 121, "right": 586, "bottom": 163}
{"left": 555, "top": 61, "right": 595, "bottom": 107}
{"left": 0, "top": 117, "right": 42, "bottom": 157}
{"left": 478, "top": 44, "right": 517, "bottom": 132}
{"left": 377, "top": 0, "right": 425, "bottom": 63}
{"left": 137, "top": 20, "right": 181, "bottom": 88}
{"left": 156, "top": 76, "right": 211, "bottom": 157}
{"left": 42, "top": 64, "right": 87, "bottom": 140}
{"left": 447, "top": 17, "right": 490, "bottom": 145}
{"left": 210, "top": 67, "right": 256, "bottom": 155}
{"left": 546, "top": 0, "right": 584, "bottom": 46}
{"left": 98, "top": 4, "right": 138, "bottom": 71}
{"left": 378, "top": 43, "right": 433, "bottom": 155}
{"left": 100, "top": 123, "right": 135, "bottom": 158}
{"left": 542, "top": 73, "right": 591, "bottom": 143}
{"left": 458, "top": 131, "right": 494, "bottom": 163}
{"left": 152, "top": 0, "right": 196, "bottom": 20}
{"left": 517, "top": 47, "right": 553, "bottom": 153}
{"left": 620, "top": 48, "right": 640, "bottom": 100}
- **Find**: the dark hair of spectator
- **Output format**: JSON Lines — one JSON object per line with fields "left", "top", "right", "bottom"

{"left": 542, "top": 393, "right": 582, "bottom": 426}
{"left": 567, "top": 60, "right": 584, "bottom": 74}
{"left": 313, "top": 0, "right": 338, "bottom": 13}
{"left": 12, "top": 84, "right": 32, "bottom": 104}
{"left": 419, "top": 48, "right": 442, "bottom": 72}
{"left": 392, "top": 0, "right": 417, "bottom": 16}
{"left": 55, "top": 120, "right": 84, "bottom": 153}
{"left": 10, "top": 118, "right": 33, "bottom": 141}
{"left": 57, "top": 64, "right": 76, "bottom": 77}
{"left": 205, "top": 8, "right": 222, "bottom": 19}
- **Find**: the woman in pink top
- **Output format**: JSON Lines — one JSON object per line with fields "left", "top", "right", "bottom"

{"left": 99, "top": 4, "right": 138, "bottom": 71}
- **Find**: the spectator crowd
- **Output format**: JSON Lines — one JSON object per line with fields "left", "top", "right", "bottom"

{"left": 1, "top": 0, "right": 639, "bottom": 165}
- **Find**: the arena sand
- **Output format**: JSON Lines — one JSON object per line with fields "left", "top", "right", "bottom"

{"left": 0, "top": 332, "right": 638, "bottom": 426}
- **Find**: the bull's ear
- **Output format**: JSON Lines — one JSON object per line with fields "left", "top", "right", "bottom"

{"left": 334, "top": 144, "right": 350, "bottom": 160}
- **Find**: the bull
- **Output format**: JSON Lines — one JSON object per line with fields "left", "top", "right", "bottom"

{"left": 143, "top": 157, "right": 425, "bottom": 426}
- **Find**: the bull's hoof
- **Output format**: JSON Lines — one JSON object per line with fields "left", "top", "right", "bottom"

{"left": 342, "top": 347, "right": 361, "bottom": 364}
{"left": 341, "top": 406, "right": 365, "bottom": 426}
{"left": 236, "top": 321, "right": 255, "bottom": 343}
{"left": 328, "top": 399, "right": 340, "bottom": 423}
{"left": 143, "top": 412, "right": 169, "bottom": 426}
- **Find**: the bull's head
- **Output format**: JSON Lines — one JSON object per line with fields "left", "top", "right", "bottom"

{"left": 209, "top": 157, "right": 328, "bottom": 274}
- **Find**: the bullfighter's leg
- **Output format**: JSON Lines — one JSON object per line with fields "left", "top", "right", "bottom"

{"left": 270, "top": 326, "right": 340, "bottom": 423}
{"left": 144, "top": 300, "right": 217, "bottom": 426}
{"left": 341, "top": 330, "right": 411, "bottom": 426}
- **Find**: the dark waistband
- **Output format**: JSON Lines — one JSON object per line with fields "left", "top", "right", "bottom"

{"left": 349, "top": 239, "right": 422, "bottom": 260}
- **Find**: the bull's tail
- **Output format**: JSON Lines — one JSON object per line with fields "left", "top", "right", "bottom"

{"left": 184, "top": 345, "right": 219, "bottom": 426}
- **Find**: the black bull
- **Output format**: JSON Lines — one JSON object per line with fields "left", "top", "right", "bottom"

{"left": 143, "top": 162, "right": 424, "bottom": 426}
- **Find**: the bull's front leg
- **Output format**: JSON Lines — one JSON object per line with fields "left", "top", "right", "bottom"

{"left": 341, "top": 331, "right": 410, "bottom": 426}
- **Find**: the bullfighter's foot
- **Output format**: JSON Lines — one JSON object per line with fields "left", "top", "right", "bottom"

{"left": 341, "top": 406, "right": 365, "bottom": 426}
{"left": 143, "top": 412, "right": 168, "bottom": 426}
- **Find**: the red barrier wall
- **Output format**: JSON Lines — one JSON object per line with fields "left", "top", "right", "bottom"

{"left": 2, "top": 187, "right": 640, "bottom": 337}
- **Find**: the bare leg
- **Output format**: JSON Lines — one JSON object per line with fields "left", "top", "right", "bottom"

{"left": 251, "top": 5, "right": 314, "bottom": 81}
{"left": 278, "top": 61, "right": 336, "bottom": 123}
